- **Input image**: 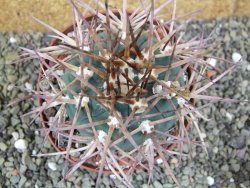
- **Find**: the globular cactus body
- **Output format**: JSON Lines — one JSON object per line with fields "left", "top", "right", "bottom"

{"left": 63, "top": 31, "right": 184, "bottom": 151}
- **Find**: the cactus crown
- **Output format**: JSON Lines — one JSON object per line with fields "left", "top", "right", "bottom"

{"left": 13, "top": 0, "right": 240, "bottom": 187}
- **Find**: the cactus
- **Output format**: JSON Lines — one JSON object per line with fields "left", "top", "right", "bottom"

{"left": 62, "top": 30, "right": 185, "bottom": 152}
{"left": 12, "top": 0, "right": 241, "bottom": 187}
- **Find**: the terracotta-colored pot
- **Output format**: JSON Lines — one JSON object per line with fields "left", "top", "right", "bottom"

{"left": 37, "top": 11, "right": 194, "bottom": 174}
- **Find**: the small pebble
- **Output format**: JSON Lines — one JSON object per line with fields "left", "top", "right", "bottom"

{"left": 9, "top": 36, "right": 17, "bottom": 43}
{"left": 232, "top": 52, "right": 242, "bottom": 63}
{"left": 170, "top": 158, "right": 178, "bottom": 164}
{"left": 7, "top": 84, "right": 14, "bottom": 91}
{"left": 226, "top": 112, "right": 233, "bottom": 121}
{"left": 0, "top": 158, "right": 4, "bottom": 166}
{"left": 231, "top": 163, "right": 241, "bottom": 172}
{"left": 207, "top": 58, "right": 217, "bottom": 67}
{"left": 109, "top": 174, "right": 116, "bottom": 180}
{"left": 207, "top": 176, "right": 215, "bottom": 186}
{"left": 32, "top": 149, "right": 37, "bottom": 155}
{"left": 11, "top": 132, "right": 19, "bottom": 141}
{"left": 156, "top": 158, "right": 163, "bottom": 164}
{"left": 153, "top": 180, "right": 163, "bottom": 188}
{"left": 237, "top": 122, "right": 245, "bottom": 129}
{"left": 18, "top": 176, "right": 27, "bottom": 187}
{"left": 136, "top": 174, "right": 143, "bottom": 182}
{"left": 246, "top": 64, "right": 250, "bottom": 71}
{"left": 200, "top": 132, "right": 207, "bottom": 139}
{"left": 14, "top": 139, "right": 28, "bottom": 152}
{"left": 7, "top": 75, "right": 18, "bottom": 83}
{"left": 25, "top": 82, "right": 33, "bottom": 91}
{"left": 0, "top": 142, "right": 8, "bottom": 151}
{"left": 229, "top": 136, "right": 246, "bottom": 149}
{"left": 48, "top": 162, "right": 57, "bottom": 171}
{"left": 213, "top": 147, "right": 219, "bottom": 154}
{"left": 141, "top": 184, "right": 148, "bottom": 188}
{"left": 221, "top": 164, "right": 229, "bottom": 171}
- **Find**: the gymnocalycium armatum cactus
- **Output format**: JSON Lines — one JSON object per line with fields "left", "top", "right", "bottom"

{"left": 12, "top": 0, "right": 242, "bottom": 187}
{"left": 63, "top": 29, "right": 186, "bottom": 152}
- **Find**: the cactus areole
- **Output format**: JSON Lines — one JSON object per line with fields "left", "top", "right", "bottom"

{"left": 38, "top": 11, "right": 193, "bottom": 172}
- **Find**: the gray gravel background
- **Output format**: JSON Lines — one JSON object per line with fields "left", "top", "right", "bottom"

{"left": 0, "top": 17, "right": 249, "bottom": 188}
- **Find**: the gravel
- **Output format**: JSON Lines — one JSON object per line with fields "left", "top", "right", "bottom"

{"left": 229, "top": 136, "right": 246, "bottom": 149}
{"left": 0, "top": 17, "right": 249, "bottom": 187}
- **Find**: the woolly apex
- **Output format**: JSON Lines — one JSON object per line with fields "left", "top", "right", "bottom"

{"left": 130, "top": 98, "right": 148, "bottom": 114}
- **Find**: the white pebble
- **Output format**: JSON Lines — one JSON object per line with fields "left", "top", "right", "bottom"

{"left": 230, "top": 178, "right": 234, "bottom": 183}
{"left": 11, "top": 132, "right": 19, "bottom": 141}
{"left": 232, "top": 52, "right": 242, "bottom": 63}
{"left": 7, "top": 84, "right": 14, "bottom": 91}
{"left": 156, "top": 158, "right": 163, "bottom": 164}
{"left": 246, "top": 64, "right": 250, "bottom": 71}
{"left": 48, "top": 162, "right": 57, "bottom": 171}
{"left": 14, "top": 139, "right": 28, "bottom": 152}
{"left": 25, "top": 82, "right": 33, "bottom": 92}
{"left": 207, "top": 58, "right": 217, "bottom": 67}
{"left": 200, "top": 132, "right": 207, "bottom": 139}
{"left": 207, "top": 176, "right": 215, "bottom": 186}
{"left": 212, "top": 147, "right": 218, "bottom": 154}
{"left": 225, "top": 112, "right": 233, "bottom": 121}
{"left": 32, "top": 149, "right": 37, "bottom": 155}
{"left": 109, "top": 174, "right": 117, "bottom": 180}
{"left": 9, "top": 37, "right": 17, "bottom": 43}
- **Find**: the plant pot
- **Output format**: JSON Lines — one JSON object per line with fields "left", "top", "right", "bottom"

{"left": 37, "top": 11, "right": 194, "bottom": 174}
